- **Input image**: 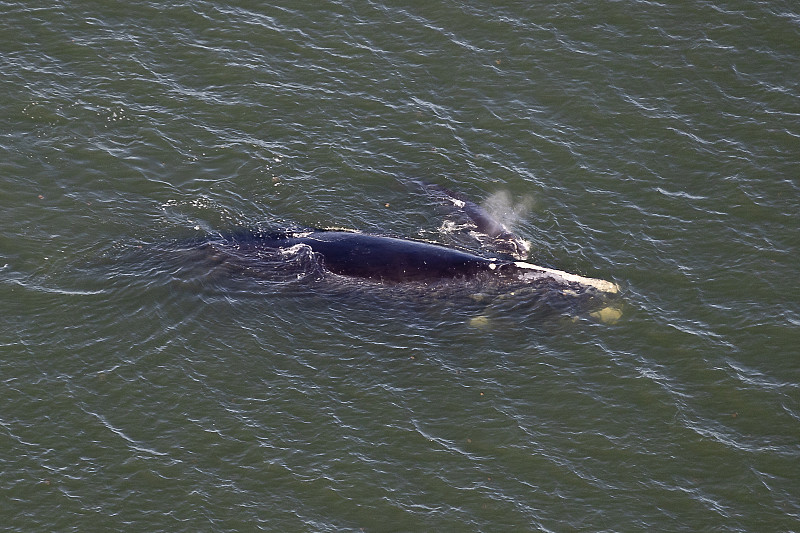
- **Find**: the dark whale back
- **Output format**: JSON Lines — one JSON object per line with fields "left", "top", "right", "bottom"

{"left": 213, "top": 227, "right": 617, "bottom": 292}
{"left": 252, "top": 231, "right": 502, "bottom": 282}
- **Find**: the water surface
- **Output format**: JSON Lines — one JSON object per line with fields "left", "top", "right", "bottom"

{"left": 2, "top": 1, "right": 798, "bottom": 531}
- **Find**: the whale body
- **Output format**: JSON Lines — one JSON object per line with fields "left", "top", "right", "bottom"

{"left": 221, "top": 229, "right": 618, "bottom": 293}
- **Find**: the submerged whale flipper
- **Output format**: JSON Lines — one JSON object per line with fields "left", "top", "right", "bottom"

{"left": 423, "top": 183, "right": 531, "bottom": 260}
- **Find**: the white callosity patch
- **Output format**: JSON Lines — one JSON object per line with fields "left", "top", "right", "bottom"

{"left": 513, "top": 261, "right": 619, "bottom": 294}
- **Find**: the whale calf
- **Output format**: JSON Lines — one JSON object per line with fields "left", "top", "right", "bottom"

{"left": 425, "top": 184, "right": 531, "bottom": 260}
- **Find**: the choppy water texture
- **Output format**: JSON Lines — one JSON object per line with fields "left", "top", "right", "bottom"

{"left": 2, "top": 1, "right": 799, "bottom": 531}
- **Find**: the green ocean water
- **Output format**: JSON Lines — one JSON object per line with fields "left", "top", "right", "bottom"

{"left": 1, "top": 1, "right": 798, "bottom": 531}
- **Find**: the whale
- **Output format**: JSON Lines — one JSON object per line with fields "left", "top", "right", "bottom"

{"left": 217, "top": 229, "right": 618, "bottom": 293}
{"left": 425, "top": 184, "right": 531, "bottom": 260}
